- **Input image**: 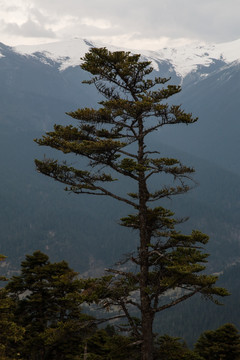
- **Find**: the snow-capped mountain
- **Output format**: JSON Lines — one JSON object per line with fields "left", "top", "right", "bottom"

{"left": 0, "top": 37, "right": 240, "bottom": 172}
{"left": 142, "top": 39, "right": 240, "bottom": 77}
{"left": 9, "top": 37, "right": 240, "bottom": 78}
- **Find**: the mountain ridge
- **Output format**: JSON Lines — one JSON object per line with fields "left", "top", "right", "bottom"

{"left": 5, "top": 37, "right": 240, "bottom": 78}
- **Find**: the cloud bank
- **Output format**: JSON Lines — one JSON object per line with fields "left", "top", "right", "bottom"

{"left": 0, "top": 0, "right": 239, "bottom": 49}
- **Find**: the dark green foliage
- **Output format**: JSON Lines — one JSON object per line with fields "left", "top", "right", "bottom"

{"left": 0, "top": 256, "right": 25, "bottom": 360}
{"left": 6, "top": 251, "right": 95, "bottom": 360}
{"left": 35, "top": 48, "right": 228, "bottom": 360}
{"left": 195, "top": 323, "right": 240, "bottom": 360}
{"left": 154, "top": 334, "right": 203, "bottom": 360}
{"left": 85, "top": 328, "right": 140, "bottom": 359}
{"left": 0, "top": 252, "right": 237, "bottom": 360}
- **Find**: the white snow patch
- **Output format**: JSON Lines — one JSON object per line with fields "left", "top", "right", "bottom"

{"left": 13, "top": 37, "right": 240, "bottom": 78}
{"left": 141, "top": 39, "right": 240, "bottom": 77}
{"left": 140, "top": 43, "right": 220, "bottom": 77}
{"left": 14, "top": 38, "right": 92, "bottom": 71}
{"left": 215, "top": 38, "right": 240, "bottom": 62}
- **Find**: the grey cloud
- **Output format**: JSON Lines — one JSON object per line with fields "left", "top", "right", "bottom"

{"left": 2, "top": 0, "right": 240, "bottom": 45}
{"left": 107, "top": 0, "right": 240, "bottom": 43}
{"left": 4, "top": 19, "right": 56, "bottom": 38}
{"left": 29, "top": 8, "right": 52, "bottom": 26}
{"left": 79, "top": 0, "right": 239, "bottom": 42}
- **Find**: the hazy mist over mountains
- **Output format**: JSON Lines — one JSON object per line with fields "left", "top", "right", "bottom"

{"left": 0, "top": 37, "right": 240, "bottom": 343}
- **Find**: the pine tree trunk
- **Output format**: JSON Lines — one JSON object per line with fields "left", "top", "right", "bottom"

{"left": 141, "top": 310, "right": 154, "bottom": 360}
{"left": 138, "top": 117, "right": 154, "bottom": 360}
{"left": 139, "top": 218, "right": 154, "bottom": 360}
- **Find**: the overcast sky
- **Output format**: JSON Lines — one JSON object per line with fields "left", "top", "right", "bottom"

{"left": 0, "top": 0, "right": 240, "bottom": 50}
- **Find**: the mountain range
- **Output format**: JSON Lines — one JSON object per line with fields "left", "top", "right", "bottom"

{"left": 0, "top": 37, "right": 240, "bottom": 343}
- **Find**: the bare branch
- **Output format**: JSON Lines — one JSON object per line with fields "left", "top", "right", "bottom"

{"left": 155, "top": 288, "right": 200, "bottom": 312}
{"left": 120, "top": 300, "right": 141, "bottom": 338}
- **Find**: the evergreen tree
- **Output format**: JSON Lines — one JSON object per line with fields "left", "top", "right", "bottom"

{"left": 7, "top": 251, "right": 95, "bottom": 360}
{"left": 85, "top": 328, "right": 140, "bottom": 359}
{"left": 154, "top": 334, "right": 203, "bottom": 360}
{"left": 194, "top": 323, "right": 240, "bottom": 360}
{"left": 35, "top": 48, "right": 228, "bottom": 360}
{"left": 0, "top": 255, "right": 25, "bottom": 360}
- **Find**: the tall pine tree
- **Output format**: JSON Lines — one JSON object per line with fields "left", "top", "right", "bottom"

{"left": 35, "top": 48, "right": 228, "bottom": 360}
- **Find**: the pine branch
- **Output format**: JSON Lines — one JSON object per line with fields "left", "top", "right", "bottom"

{"left": 119, "top": 300, "right": 141, "bottom": 338}
{"left": 155, "top": 288, "right": 200, "bottom": 312}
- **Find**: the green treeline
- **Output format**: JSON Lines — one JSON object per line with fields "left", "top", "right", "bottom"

{"left": 1, "top": 251, "right": 240, "bottom": 360}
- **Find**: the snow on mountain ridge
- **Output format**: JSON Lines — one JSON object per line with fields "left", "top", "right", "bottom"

{"left": 141, "top": 39, "right": 240, "bottom": 77}
{"left": 0, "top": 46, "right": 5, "bottom": 59}
{"left": 14, "top": 39, "right": 92, "bottom": 71}
{"left": 14, "top": 37, "right": 240, "bottom": 78}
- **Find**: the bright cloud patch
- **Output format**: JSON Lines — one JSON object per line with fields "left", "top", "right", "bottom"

{"left": 0, "top": 1, "right": 57, "bottom": 43}
{"left": 0, "top": 0, "right": 240, "bottom": 48}
{"left": 80, "top": 17, "right": 112, "bottom": 30}
{"left": 0, "top": 0, "right": 29, "bottom": 23}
